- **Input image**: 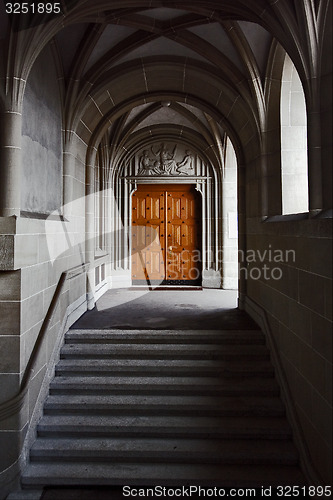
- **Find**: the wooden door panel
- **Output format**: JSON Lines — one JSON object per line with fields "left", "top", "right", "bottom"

{"left": 187, "top": 224, "right": 198, "bottom": 247}
{"left": 137, "top": 198, "right": 147, "bottom": 220}
{"left": 132, "top": 185, "right": 201, "bottom": 284}
{"left": 170, "top": 197, "right": 181, "bottom": 220}
{"left": 166, "top": 254, "right": 181, "bottom": 280}
{"left": 188, "top": 198, "right": 196, "bottom": 218}
{"left": 166, "top": 188, "right": 201, "bottom": 283}
{"left": 170, "top": 224, "right": 182, "bottom": 246}
{"left": 150, "top": 196, "right": 163, "bottom": 220}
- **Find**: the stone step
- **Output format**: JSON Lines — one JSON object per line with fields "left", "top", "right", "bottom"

{"left": 20, "top": 327, "right": 305, "bottom": 492}
{"left": 55, "top": 358, "right": 275, "bottom": 378}
{"left": 44, "top": 395, "right": 285, "bottom": 417}
{"left": 21, "top": 463, "right": 306, "bottom": 488}
{"left": 49, "top": 376, "right": 279, "bottom": 397}
{"left": 6, "top": 491, "right": 43, "bottom": 500}
{"left": 66, "top": 329, "right": 265, "bottom": 345}
{"left": 37, "top": 415, "right": 293, "bottom": 440}
{"left": 30, "top": 438, "right": 299, "bottom": 465}
{"left": 60, "top": 344, "right": 270, "bottom": 361}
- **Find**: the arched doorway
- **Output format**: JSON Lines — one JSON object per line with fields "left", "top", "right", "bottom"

{"left": 115, "top": 139, "right": 231, "bottom": 289}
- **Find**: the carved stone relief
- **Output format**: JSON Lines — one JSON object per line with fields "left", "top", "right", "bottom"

{"left": 137, "top": 143, "right": 195, "bottom": 176}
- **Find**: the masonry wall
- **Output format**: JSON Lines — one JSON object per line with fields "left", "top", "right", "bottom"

{"left": 21, "top": 46, "right": 63, "bottom": 214}
{"left": 0, "top": 48, "right": 89, "bottom": 496}
{"left": 246, "top": 217, "right": 332, "bottom": 483}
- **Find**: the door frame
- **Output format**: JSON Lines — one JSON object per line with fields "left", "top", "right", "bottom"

{"left": 126, "top": 175, "right": 220, "bottom": 287}
{"left": 114, "top": 141, "right": 227, "bottom": 289}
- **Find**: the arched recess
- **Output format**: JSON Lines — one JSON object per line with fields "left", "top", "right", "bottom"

{"left": 57, "top": 48, "right": 260, "bottom": 304}
{"left": 280, "top": 53, "right": 309, "bottom": 215}
{"left": 264, "top": 41, "right": 309, "bottom": 217}
{"left": 114, "top": 134, "right": 223, "bottom": 289}
{"left": 77, "top": 78, "right": 251, "bottom": 300}
{"left": 262, "top": 40, "right": 285, "bottom": 217}
{"left": 84, "top": 107, "right": 241, "bottom": 297}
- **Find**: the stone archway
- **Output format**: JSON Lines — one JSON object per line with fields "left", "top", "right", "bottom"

{"left": 105, "top": 138, "right": 238, "bottom": 290}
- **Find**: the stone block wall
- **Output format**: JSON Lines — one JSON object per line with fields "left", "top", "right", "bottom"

{"left": 0, "top": 40, "right": 90, "bottom": 496}
{"left": 0, "top": 212, "right": 89, "bottom": 497}
{"left": 245, "top": 216, "right": 332, "bottom": 483}
{"left": 21, "top": 45, "right": 63, "bottom": 215}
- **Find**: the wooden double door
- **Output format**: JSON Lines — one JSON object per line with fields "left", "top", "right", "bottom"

{"left": 131, "top": 184, "right": 201, "bottom": 285}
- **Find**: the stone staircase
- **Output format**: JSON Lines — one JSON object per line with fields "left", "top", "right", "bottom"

{"left": 20, "top": 329, "right": 306, "bottom": 490}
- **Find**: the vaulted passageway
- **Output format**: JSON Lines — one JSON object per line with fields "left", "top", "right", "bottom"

{"left": 0, "top": 1, "right": 331, "bottom": 497}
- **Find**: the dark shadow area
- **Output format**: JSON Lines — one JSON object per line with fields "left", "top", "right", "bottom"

{"left": 72, "top": 289, "right": 258, "bottom": 331}
{"left": 41, "top": 486, "right": 125, "bottom": 500}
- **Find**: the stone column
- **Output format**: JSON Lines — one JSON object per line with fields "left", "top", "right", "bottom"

{"left": 237, "top": 160, "right": 247, "bottom": 309}
{"left": 0, "top": 110, "right": 22, "bottom": 217}
{"left": 104, "top": 176, "right": 113, "bottom": 286}
{"left": 307, "top": 108, "right": 323, "bottom": 213}
{"left": 85, "top": 147, "right": 97, "bottom": 310}
{"left": 62, "top": 141, "right": 76, "bottom": 217}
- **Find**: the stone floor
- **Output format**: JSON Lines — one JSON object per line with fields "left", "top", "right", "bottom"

{"left": 73, "top": 288, "right": 258, "bottom": 331}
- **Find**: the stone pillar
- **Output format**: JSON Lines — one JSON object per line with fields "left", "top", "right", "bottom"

{"left": 307, "top": 108, "right": 323, "bottom": 213}
{"left": 85, "top": 147, "right": 97, "bottom": 310}
{"left": 237, "top": 161, "right": 247, "bottom": 309}
{"left": 62, "top": 141, "right": 76, "bottom": 217}
{"left": 105, "top": 178, "right": 113, "bottom": 286}
{"left": 0, "top": 110, "right": 22, "bottom": 217}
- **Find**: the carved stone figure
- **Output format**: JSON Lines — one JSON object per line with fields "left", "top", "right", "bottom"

{"left": 138, "top": 150, "right": 161, "bottom": 175}
{"left": 176, "top": 150, "right": 195, "bottom": 175}
{"left": 151, "top": 143, "right": 178, "bottom": 174}
{"left": 137, "top": 144, "right": 195, "bottom": 176}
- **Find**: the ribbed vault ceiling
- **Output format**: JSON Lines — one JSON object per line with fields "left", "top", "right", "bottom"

{"left": 54, "top": 4, "right": 274, "bottom": 166}
{"left": 1, "top": 1, "right": 328, "bottom": 169}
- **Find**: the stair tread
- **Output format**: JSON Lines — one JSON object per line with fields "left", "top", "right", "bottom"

{"left": 22, "top": 463, "right": 306, "bottom": 487}
{"left": 65, "top": 329, "right": 264, "bottom": 344}
{"left": 38, "top": 414, "right": 292, "bottom": 433}
{"left": 43, "top": 394, "right": 285, "bottom": 417}
{"left": 56, "top": 358, "right": 274, "bottom": 370}
{"left": 61, "top": 344, "right": 268, "bottom": 353}
{"left": 50, "top": 376, "right": 278, "bottom": 391}
{"left": 68, "top": 329, "right": 262, "bottom": 335}
{"left": 45, "top": 394, "right": 283, "bottom": 407}
{"left": 51, "top": 375, "right": 277, "bottom": 385}
{"left": 60, "top": 344, "right": 269, "bottom": 361}
{"left": 30, "top": 437, "right": 298, "bottom": 464}
{"left": 6, "top": 491, "right": 43, "bottom": 500}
